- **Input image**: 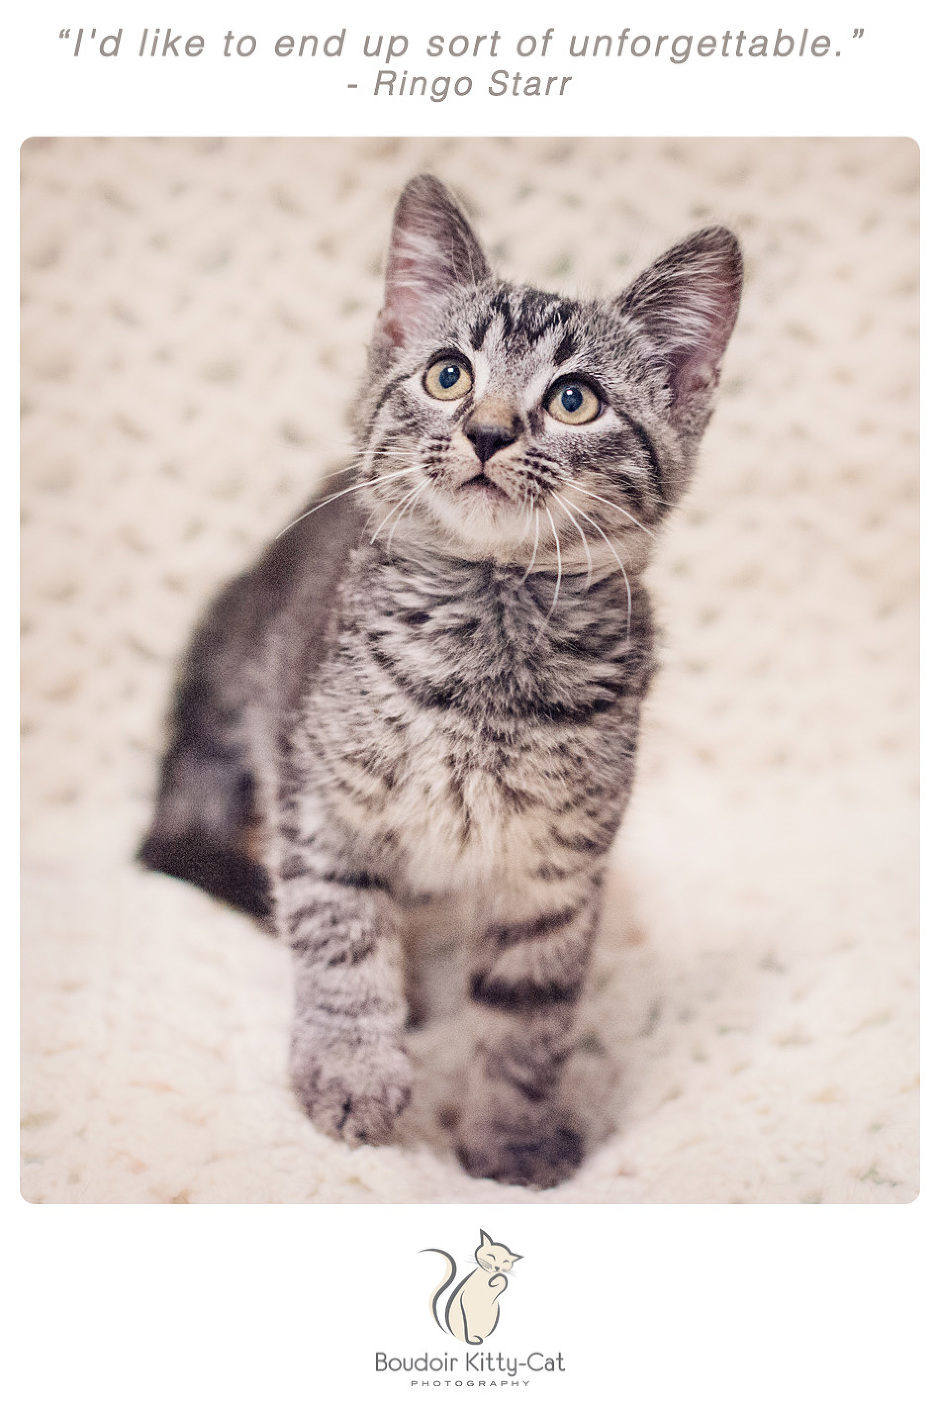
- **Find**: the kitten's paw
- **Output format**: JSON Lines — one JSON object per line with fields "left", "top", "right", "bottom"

{"left": 457, "top": 1125, "right": 584, "bottom": 1189}
{"left": 290, "top": 1045, "right": 412, "bottom": 1146}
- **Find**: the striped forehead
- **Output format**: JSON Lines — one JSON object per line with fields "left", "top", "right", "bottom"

{"left": 466, "top": 287, "right": 581, "bottom": 367}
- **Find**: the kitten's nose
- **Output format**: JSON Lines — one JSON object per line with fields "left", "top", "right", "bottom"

{"left": 464, "top": 402, "right": 522, "bottom": 465}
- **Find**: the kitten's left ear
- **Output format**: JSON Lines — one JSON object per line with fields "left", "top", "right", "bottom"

{"left": 376, "top": 175, "right": 491, "bottom": 351}
{"left": 479, "top": 1229, "right": 494, "bottom": 1246}
{"left": 618, "top": 226, "right": 742, "bottom": 432}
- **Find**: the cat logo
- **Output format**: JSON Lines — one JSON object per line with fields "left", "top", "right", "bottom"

{"left": 422, "top": 1229, "right": 522, "bottom": 1343}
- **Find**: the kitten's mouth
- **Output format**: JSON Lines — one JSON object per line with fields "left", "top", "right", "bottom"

{"left": 458, "top": 472, "right": 508, "bottom": 501}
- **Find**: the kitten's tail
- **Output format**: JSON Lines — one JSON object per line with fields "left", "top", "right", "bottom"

{"left": 422, "top": 1249, "right": 457, "bottom": 1335}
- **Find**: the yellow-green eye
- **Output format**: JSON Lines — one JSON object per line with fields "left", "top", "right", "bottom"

{"left": 546, "top": 380, "right": 602, "bottom": 425}
{"left": 424, "top": 359, "right": 473, "bottom": 401}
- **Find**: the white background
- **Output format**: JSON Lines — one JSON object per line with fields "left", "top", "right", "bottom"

{"left": 10, "top": 4, "right": 933, "bottom": 1403}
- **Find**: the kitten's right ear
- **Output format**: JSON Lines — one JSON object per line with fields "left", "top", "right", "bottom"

{"left": 376, "top": 175, "right": 491, "bottom": 351}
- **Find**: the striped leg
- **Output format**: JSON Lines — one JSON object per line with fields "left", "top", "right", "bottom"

{"left": 276, "top": 814, "right": 411, "bottom": 1145}
{"left": 456, "top": 879, "right": 601, "bottom": 1188}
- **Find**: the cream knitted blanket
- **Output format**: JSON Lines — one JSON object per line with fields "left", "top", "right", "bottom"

{"left": 21, "top": 136, "right": 918, "bottom": 1202}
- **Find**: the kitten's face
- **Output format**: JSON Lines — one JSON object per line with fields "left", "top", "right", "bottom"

{"left": 358, "top": 175, "right": 741, "bottom": 572}
{"left": 363, "top": 284, "right": 667, "bottom": 570}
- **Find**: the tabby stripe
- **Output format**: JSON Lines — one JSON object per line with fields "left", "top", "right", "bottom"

{"left": 489, "top": 1061, "right": 555, "bottom": 1103}
{"left": 535, "top": 861, "right": 585, "bottom": 882}
{"left": 310, "top": 994, "right": 400, "bottom": 1020}
{"left": 486, "top": 904, "right": 581, "bottom": 950}
{"left": 316, "top": 767, "right": 392, "bottom": 813}
{"left": 280, "top": 852, "right": 309, "bottom": 882}
{"left": 552, "top": 330, "right": 578, "bottom": 366}
{"left": 321, "top": 869, "right": 391, "bottom": 892}
{"left": 470, "top": 291, "right": 515, "bottom": 347}
{"left": 287, "top": 911, "right": 361, "bottom": 953}
{"left": 367, "top": 371, "right": 413, "bottom": 434}
{"left": 366, "top": 642, "right": 623, "bottom": 724}
{"left": 326, "top": 937, "right": 377, "bottom": 967}
{"left": 492, "top": 777, "right": 538, "bottom": 814}
{"left": 469, "top": 974, "right": 581, "bottom": 1012}
{"left": 280, "top": 865, "right": 390, "bottom": 894}
{"left": 620, "top": 411, "right": 666, "bottom": 510}
{"left": 518, "top": 290, "right": 569, "bottom": 345}
{"left": 548, "top": 826, "right": 612, "bottom": 855}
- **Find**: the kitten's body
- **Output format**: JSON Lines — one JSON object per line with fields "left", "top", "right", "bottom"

{"left": 140, "top": 176, "right": 741, "bottom": 1187}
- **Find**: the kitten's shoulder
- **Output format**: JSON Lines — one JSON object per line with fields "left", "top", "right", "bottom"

{"left": 248, "top": 467, "right": 365, "bottom": 612}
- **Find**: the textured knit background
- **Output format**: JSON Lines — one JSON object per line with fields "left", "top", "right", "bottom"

{"left": 21, "top": 137, "right": 918, "bottom": 1203}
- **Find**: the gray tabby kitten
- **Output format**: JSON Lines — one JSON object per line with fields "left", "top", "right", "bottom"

{"left": 139, "top": 175, "right": 741, "bottom": 1188}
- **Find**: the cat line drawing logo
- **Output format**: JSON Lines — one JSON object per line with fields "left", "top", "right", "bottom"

{"left": 372, "top": 1230, "right": 566, "bottom": 1383}
{"left": 423, "top": 1229, "right": 522, "bottom": 1343}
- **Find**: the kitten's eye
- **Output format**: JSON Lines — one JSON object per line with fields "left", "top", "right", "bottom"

{"left": 424, "top": 358, "right": 473, "bottom": 402}
{"left": 545, "top": 380, "right": 602, "bottom": 425}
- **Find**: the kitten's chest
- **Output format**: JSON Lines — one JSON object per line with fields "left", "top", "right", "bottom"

{"left": 302, "top": 563, "right": 651, "bottom": 891}
{"left": 368, "top": 710, "right": 595, "bottom": 888}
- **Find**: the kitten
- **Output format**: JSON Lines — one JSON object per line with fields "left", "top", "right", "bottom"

{"left": 139, "top": 175, "right": 741, "bottom": 1188}
{"left": 424, "top": 1229, "right": 522, "bottom": 1343}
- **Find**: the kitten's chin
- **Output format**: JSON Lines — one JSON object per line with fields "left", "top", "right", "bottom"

{"left": 422, "top": 490, "right": 538, "bottom": 564}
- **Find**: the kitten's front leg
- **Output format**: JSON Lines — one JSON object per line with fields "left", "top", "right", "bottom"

{"left": 456, "top": 877, "right": 601, "bottom": 1188}
{"left": 275, "top": 813, "right": 410, "bottom": 1145}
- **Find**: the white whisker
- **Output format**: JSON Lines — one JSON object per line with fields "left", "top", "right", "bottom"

{"left": 565, "top": 482, "right": 655, "bottom": 538}
{"left": 559, "top": 494, "right": 633, "bottom": 638}
{"left": 550, "top": 490, "right": 594, "bottom": 589}
{"left": 522, "top": 508, "right": 542, "bottom": 581}
{"left": 276, "top": 466, "right": 422, "bottom": 539}
{"left": 544, "top": 504, "right": 563, "bottom": 623}
{"left": 316, "top": 450, "right": 416, "bottom": 484}
{"left": 380, "top": 480, "right": 428, "bottom": 550}
{"left": 315, "top": 463, "right": 359, "bottom": 482}
{"left": 370, "top": 492, "right": 412, "bottom": 545}
{"left": 363, "top": 446, "right": 425, "bottom": 463}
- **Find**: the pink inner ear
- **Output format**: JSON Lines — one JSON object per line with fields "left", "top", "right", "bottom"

{"left": 619, "top": 228, "right": 742, "bottom": 416}
{"left": 669, "top": 324, "right": 727, "bottom": 403}
{"left": 377, "top": 176, "right": 491, "bottom": 349}
{"left": 657, "top": 263, "right": 740, "bottom": 401}
{"left": 377, "top": 281, "right": 424, "bottom": 350}
{"left": 380, "top": 233, "right": 452, "bottom": 348}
